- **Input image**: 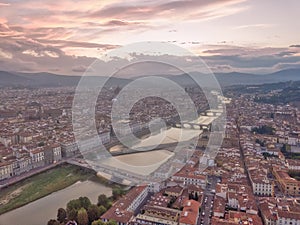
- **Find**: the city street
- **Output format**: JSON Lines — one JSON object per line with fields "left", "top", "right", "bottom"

{"left": 198, "top": 176, "right": 218, "bottom": 225}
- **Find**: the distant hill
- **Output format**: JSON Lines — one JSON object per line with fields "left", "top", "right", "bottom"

{"left": 224, "top": 80, "right": 300, "bottom": 105}
{"left": 0, "top": 71, "right": 32, "bottom": 87}
{"left": 216, "top": 69, "right": 300, "bottom": 86}
{"left": 165, "top": 68, "right": 300, "bottom": 87}
{"left": 0, "top": 71, "right": 131, "bottom": 88}
{"left": 19, "top": 72, "right": 81, "bottom": 87}
{"left": 0, "top": 68, "right": 299, "bottom": 88}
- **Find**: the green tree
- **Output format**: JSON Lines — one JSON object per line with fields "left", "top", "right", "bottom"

{"left": 88, "top": 204, "right": 102, "bottom": 223}
{"left": 66, "top": 197, "right": 92, "bottom": 220}
{"left": 97, "top": 194, "right": 110, "bottom": 208}
{"left": 79, "top": 197, "right": 92, "bottom": 210}
{"left": 251, "top": 125, "right": 274, "bottom": 135}
{"left": 57, "top": 208, "right": 67, "bottom": 223}
{"left": 47, "top": 219, "right": 60, "bottom": 225}
{"left": 91, "top": 220, "right": 105, "bottom": 225}
{"left": 67, "top": 199, "right": 81, "bottom": 211}
{"left": 67, "top": 208, "right": 77, "bottom": 221}
{"left": 38, "top": 141, "right": 45, "bottom": 147}
{"left": 98, "top": 205, "right": 107, "bottom": 215}
{"left": 112, "top": 187, "right": 125, "bottom": 200}
{"left": 106, "top": 220, "right": 118, "bottom": 225}
{"left": 77, "top": 208, "right": 89, "bottom": 225}
{"left": 194, "top": 192, "right": 199, "bottom": 201}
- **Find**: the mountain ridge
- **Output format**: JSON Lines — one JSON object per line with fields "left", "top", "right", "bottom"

{"left": 0, "top": 68, "right": 299, "bottom": 87}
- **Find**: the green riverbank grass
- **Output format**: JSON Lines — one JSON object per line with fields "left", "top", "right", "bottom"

{"left": 0, "top": 164, "right": 93, "bottom": 215}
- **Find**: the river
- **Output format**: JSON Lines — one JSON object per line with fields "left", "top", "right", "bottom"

{"left": 0, "top": 180, "right": 112, "bottom": 225}
{"left": 0, "top": 114, "right": 220, "bottom": 225}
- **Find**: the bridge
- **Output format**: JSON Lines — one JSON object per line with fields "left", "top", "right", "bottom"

{"left": 68, "top": 106, "right": 225, "bottom": 185}
{"left": 67, "top": 158, "right": 153, "bottom": 186}
{"left": 169, "top": 122, "right": 211, "bottom": 130}
{"left": 201, "top": 109, "right": 223, "bottom": 116}
{"left": 110, "top": 143, "right": 177, "bottom": 156}
{"left": 166, "top": 108, "right": 224, "bottom": 130}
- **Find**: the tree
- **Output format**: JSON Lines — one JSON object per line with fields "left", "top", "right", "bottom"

{"left": 38, "top": 141, "right": 45, "bottom": 147}
{"left": 281, "top": 144, "right": 291, "bottom": 153}
{"left": 194, "top": 192, "right": 199, "bottom": 201}
{"left": 112, "top": 187, "right": 125, "bottom": 200}
{"left": 77, "top": 208, "right": 89, "bottom": 225}
{"left": 91, "top": 220, "right": 105, "bottom": 225}
{"left": 79, "top": 197, "right": 92, "bottom": 210}
{"left": 66, "top": 197, "right": 92, "bottom": 220}
{"left": 97, "top": 194, "right": 110, "bottom": 208}
{"left": 57, "top": 208, "right": 67, "bottom": 223}
{"left": 67, "top": 199, "right": 81, "bottom": 211}
{"left": 67, "top": 208, "right": 77, "bottom": 221}
{"left": 98, "top": 205, "right": 107, "bottom": 216}
{"left": 88, "top": 204, "right": 102, "bottom": 223}
{"left": 167, "top": 196, "right": 176, "bottom": 208}
{"left": 47, "top": 219, "right": 60, "bottom": 225}
{"left": 251, "top": 125, "right": 274, "bottom": 135}
{"left": 67, "top": 197, "right": 91, "bottom": 212}
{"left": 106, "top": 220, "right": 118, "bottom": 225}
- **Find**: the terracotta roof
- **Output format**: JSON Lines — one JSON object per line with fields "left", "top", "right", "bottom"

{"left": 179, "top": 199, "right": 200, "bottom": 225}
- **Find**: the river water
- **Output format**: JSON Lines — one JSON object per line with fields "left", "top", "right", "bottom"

{"left": 103, "top": 127, "right": 203, "bottom": 176}
{"left": 0, "top": 180, "right": 112, "bottom": 225}
{"left": 0, "top": 115, "right": 219, "bottom": 225}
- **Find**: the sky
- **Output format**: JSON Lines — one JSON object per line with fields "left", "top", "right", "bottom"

{"left": 0, "top": 0, "right": 300, "bottom": 75}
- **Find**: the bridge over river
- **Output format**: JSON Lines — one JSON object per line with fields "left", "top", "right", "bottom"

{"left": 70, "top": 93, "right": 228, "bottom": 185}
{"left": 71, "top": 112, "right": 224, "bottom": 185}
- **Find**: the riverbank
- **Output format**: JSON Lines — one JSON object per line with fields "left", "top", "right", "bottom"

{"left": 0, "top": 180, "right": 112, "bottom": 225}
{"left": 0, "top": 164, "right": 94, "bottom": 215}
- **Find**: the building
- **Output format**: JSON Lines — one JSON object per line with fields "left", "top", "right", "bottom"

{"left": 164, "top": 185, "right": 184, "bottom": 198}
{"left": 127, "top": 186, "right": 149, "bottom": 212}
{"left": 44, "top": 146, "right": 54, "bottom": 165}
{"left": 286, "top": 159, "right": 300, "bottom": 171}
{"left": 44, "top": 144, "right": 62, "bottom": 164}
{"left": 248, "top": 167, "right": 274, "bottom": 196}
{"left": 179, "top": 199, "right": 200, "bottom": 225}
{"left": 273, "top": 168, "right": 300, "bottom": 196}
{"left": 0, "top": 160, "right": 13, "bottom": 180}
{"left": 132, "top": 214, "right": 178, "bottom": 225}
{"left": 142, "top": 205, "right": 181, "bottom": 224}
{"left": 211, "top": 211, "right": 263, "bottom": 225}
{"left": 0, "top": 134, "right": 13, "bottom": 147}
{"left": 18, "top": 132, "right": 33, "bottom": 144}
{"left": 30, "top": 148, "right": 45, "bottom": 168}
{"left": 101, "top": 186, "right": 149, "bottom": 225}
{"left": 213, "top": 195, "right": 226, "bottom": 218}
{"left": 52, "top": 144, "right": 62, "bottom": 162}
{"left": 260, "top": 198, "right": 300, "bottom": 225}
{"left": 131, "top": 190, "right": 180, "bottom": 225}
{"left": 14, "top": 156, "right": 32, "bottom": 175}
{"left": 172, "top": 172, "right": 207, "bottom": 189}
{"left": 251, "top": 178, "right": 274, "bottom": 196}
{"left": 61, "top": 141, "right": 79, "bottom": 158}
